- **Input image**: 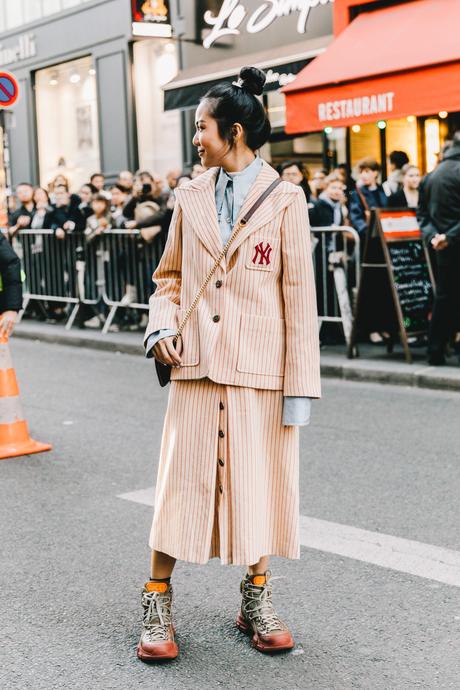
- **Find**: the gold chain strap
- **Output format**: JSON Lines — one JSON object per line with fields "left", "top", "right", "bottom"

{"left": 174, "top": 219, "right": 246, "bottom": 343}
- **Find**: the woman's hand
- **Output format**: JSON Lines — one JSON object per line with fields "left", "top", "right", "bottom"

{"left": 152, "top": 336, "right": 183, "bottom": 367}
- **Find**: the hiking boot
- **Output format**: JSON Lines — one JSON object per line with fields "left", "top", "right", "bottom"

{"left": 236, "top": 571, "right": 294, "bottom": 653}
{"left": 137, "top": 581, "right": 178, "bottom": 662}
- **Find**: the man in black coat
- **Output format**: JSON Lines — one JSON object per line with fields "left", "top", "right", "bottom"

{"left": 8, "top": 182, "right": 35, "bottom": 238}
{"left": 50, "top": 185, "right": 86, "bottom": 238}
{"left": 0, "top": 233, "right": 22, "bottom": 338}
{"left": 417, "top": 132, "right": 460, "bottom": 365}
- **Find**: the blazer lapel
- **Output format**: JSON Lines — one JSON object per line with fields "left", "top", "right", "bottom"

{"left": 176, "top": 167, "right": 223, "bottom": 261}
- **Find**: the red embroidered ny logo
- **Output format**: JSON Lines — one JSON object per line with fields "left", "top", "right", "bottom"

{"left": 252, "top": 241, "right": 272, "bottom": 266}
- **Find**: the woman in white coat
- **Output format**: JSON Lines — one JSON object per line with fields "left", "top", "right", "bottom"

{"left": 138, "top": 66, "right": 321, "bottom": 662}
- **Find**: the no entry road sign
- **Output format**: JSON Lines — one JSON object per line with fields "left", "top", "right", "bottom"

{"left": 0, "top": 72, "right": 19, "bottom": 107}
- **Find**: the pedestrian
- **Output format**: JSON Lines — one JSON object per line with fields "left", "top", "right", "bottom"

{"left": 309, "top": 168, "right": 328, "bottom": 200}
{"left": 138, "top": 65, "right": 320, "bottom": 662}
{"left": 117, "top": 170, "right": 134, "bottom": 195}
{"left": 383, "top": 150, "right": 409, "bottom": 196}
{"left": 278, "top": 159, "right": 311, "bottom": 202}
{"left": 417, "top": 131, "right": 460, "bottom": 365}
{"left": 85, "top": 194, "right": 112, "bottom": 242}
{"left": 349, "top": 157, "right": 387, "bottom": 238}
{"left": 166, "top": 168, "right": 182, "bottom": 192}
{"left": 388, "top": 164, "right": 421, "bottom": 209}
{"left": 0, "top": 232, "right": 22, "bottom": 339}
{"left": 50, "top": 185, "right": 86, "bottom": 239}
{"left": 8, "top": 182, "right": 35, "bottom": 239}
{"left": 309, "top": 172, "right": 347, "bottom": 228}
{"left": 110, "top": 184, "right": 129, "bottom": 228}
{"left": 78, "top": 184, "right": 94, "bottom": 221}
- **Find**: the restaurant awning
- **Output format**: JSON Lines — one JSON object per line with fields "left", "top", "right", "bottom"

{"left": 163, "top": 36, "right": 331, "bottom": 111}
{"left": 282, "top": 0, "right": 460, "bottom": 134}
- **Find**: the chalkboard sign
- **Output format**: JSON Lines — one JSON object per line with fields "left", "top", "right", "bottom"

{"left": 349, "top": 209, "right": 435, "bottom": 363}
{"left": 388, "top": 240, "right": 433, "bottom": 334}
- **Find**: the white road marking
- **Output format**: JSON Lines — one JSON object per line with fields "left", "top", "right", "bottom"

{"left": 118, "top": 487, "right": 460, "bottom": 588}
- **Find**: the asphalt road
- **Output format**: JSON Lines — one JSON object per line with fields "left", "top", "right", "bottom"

{"left": 1, "top": 339, "right": 459, "bottom": 690}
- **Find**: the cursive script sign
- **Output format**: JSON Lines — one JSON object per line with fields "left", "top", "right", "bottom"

{"left": 203, "top": 0, "right": 333, "bottom": 49}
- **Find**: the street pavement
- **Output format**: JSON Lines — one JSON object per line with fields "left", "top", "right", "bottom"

{"left": 1, "top": 339, "right": 459, "bottom": 690}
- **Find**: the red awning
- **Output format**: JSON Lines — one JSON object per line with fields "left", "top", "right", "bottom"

{"left": 282, "top": 0, "right": 460, "bottom": 133}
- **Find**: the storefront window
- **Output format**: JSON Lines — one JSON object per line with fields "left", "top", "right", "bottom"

{"left": 424, "top": 119, "right": 440, "bottom": 173}
{"left": 350, "top": 122, "right": 380, "bottom": 174}
{"left": 35, "top": 55, "right": 100, "bottom": 190}
{"left": 385, "top": 117, "right": 418, "bottom": 172}
{"left": 133, "top": 39, "right": 181, "bottom": 177}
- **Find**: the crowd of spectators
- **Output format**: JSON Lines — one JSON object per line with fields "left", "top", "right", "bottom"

{"left": 6, "top": 166, "right": 206, "bottom": 247}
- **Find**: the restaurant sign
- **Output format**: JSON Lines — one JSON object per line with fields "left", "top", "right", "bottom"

{"left": 203, "top": 0, "right": 334, "bottom": 49}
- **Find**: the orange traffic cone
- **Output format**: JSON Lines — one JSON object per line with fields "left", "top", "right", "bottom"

{"left": 0, "top": 335, "right": 52, "bottom": 459}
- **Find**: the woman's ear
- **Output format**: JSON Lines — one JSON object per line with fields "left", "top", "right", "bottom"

{"left": 232, "top": 122, "right": 244, "bottom": 143}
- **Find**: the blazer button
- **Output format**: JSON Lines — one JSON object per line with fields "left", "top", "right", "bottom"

{"left": 213, "top": 314, "right": 220, "bottom": 323}
{"left": 219, "top": 484, "right": 223, "bottom": 494}
{"left": 218, "top": 458, "right": 224, "bottom": 467}
{"left": 215, "top": 280, "right": 223, "bottom": 288}
{"left": 219, "top": 429, "right": 225, "bottom": 438}
{"left": 219, "top": 401, "right": 224, "bottom": 410}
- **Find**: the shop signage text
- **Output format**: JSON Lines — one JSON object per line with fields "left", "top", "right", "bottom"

{"left": 0, "top": 33, "right": 36, "bottom": 68}
{"left": 265, "top": 67, "right": 298, "bottom": 87}
{"left": 203, "top": 0, "right": 334, "bottom": 49}
{"left": 318, "top": 91, "right": 395, "bottom": 122}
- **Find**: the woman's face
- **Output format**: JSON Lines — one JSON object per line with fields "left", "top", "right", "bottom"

{"left": 33, "top": 188, "right": 48, "bottom": 207}
{"left": 92, "top": 200, "right": 106, "bottom": 216}
{"left": 80, "top": 185, "right": 92, "bottom": 203}
{"left": 404, "top": 167, "right": 421, "bottom": 190}
{"left": 360, "top": 167, "right": 378, "bottom": 186}
{"left": 192, "top": 102, "right": 231, "bottom": 169}
{"left": 281, "top": 165, "right": 303, "bottom": 186}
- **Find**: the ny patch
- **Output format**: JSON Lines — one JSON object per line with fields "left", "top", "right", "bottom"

{"left": 252, "top": 241, "right": 272, "bottom": 266}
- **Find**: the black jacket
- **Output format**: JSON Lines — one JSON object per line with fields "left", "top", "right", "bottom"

{"left": 309, "top": 198, "right": 344, "bottom": 228}
{"left": 0, "top": 234, "right": 22, "bottom": 312}
{"left": 50, "top": 204, "right": 86, "bottom": 234}
{"left": 417, "top": 143, "right": 460, "bottom": 249}
{"left": 387, "top": 189, "right": 418, "bottom": 209}
{"left": 8, "top": 204, "right": 35, "bottom": 227}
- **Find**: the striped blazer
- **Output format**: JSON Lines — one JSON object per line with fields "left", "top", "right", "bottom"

{"left": 144, "top": 159, "right": 321, "bottom": 398}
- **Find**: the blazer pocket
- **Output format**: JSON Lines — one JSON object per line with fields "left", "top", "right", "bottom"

{"left": 245, "top": 236, "right": 280, "bottom": 271}
{"left": 177, "top": 308, "right": 200, "bottom": 366}
{"left": 237, "top": 313, "right": 285, "bottom": 377}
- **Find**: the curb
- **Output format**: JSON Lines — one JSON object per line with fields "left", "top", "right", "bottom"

{"left": 13, "top": 326, "right": 460, "bottom": 394}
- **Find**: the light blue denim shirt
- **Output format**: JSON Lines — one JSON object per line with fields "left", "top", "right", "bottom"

{"left": 146, "top": 156, "right": 312, "bottom": 426}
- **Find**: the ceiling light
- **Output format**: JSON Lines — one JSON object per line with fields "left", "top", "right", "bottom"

{"left": 351, "top": 124, "right": 361, "bottom": 133}
{"left": 438, "top": 111, "right": 448, "bottom": 119}
{"left": 406, "top": 115, "right": 416, "bottom": 123}
{"left": 88, "top": 68, "right": 96, "bottom": 76}
{"left": 324, "top": 126, "right": 333, "bottom": 135}
{"left": 377, "top": 120, "right": 387, "bottom": 129}
{"left": 69, "top": 72, "right": 81, "bottom": 84}
{"left": 49, "top": 77, "right": 58, "bottom": 86}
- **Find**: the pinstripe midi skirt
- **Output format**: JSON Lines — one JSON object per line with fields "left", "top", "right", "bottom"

{"left": 149, "top": 377, "right": 300, "bottom": 566}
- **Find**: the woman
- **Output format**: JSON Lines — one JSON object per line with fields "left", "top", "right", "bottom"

{"left": 388, "top": 164, "right": 421, "bottom": 209}
{"left": 277, "top": 159, "right": 311, "bottom": 202}
{"left": 138, "top": 66, "right": 321, "bottom": 662}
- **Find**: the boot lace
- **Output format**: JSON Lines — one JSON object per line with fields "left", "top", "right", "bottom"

{"left": 242, "top": 582, "right": 284, "bottom": 634}
{"left": 141, "top": 590, "right": 172, "bottom": 642}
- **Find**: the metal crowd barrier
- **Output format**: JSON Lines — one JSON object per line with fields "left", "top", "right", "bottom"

{"left": 13, "top": 228, "right": 167, "bottom": 332}
{"left": 13, "top": 226, "right": 360, "bottom": 343}
{"left": 310, "top": 226, "right": 361, "bottom": 344}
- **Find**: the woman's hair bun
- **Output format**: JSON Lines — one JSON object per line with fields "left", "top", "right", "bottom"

{"left": 238, "top": 66, "right": 266, "bottom": 96}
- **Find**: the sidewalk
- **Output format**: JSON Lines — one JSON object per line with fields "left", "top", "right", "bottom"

{"left": 13, "top": 320, "right": 460, "bottom": 393}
